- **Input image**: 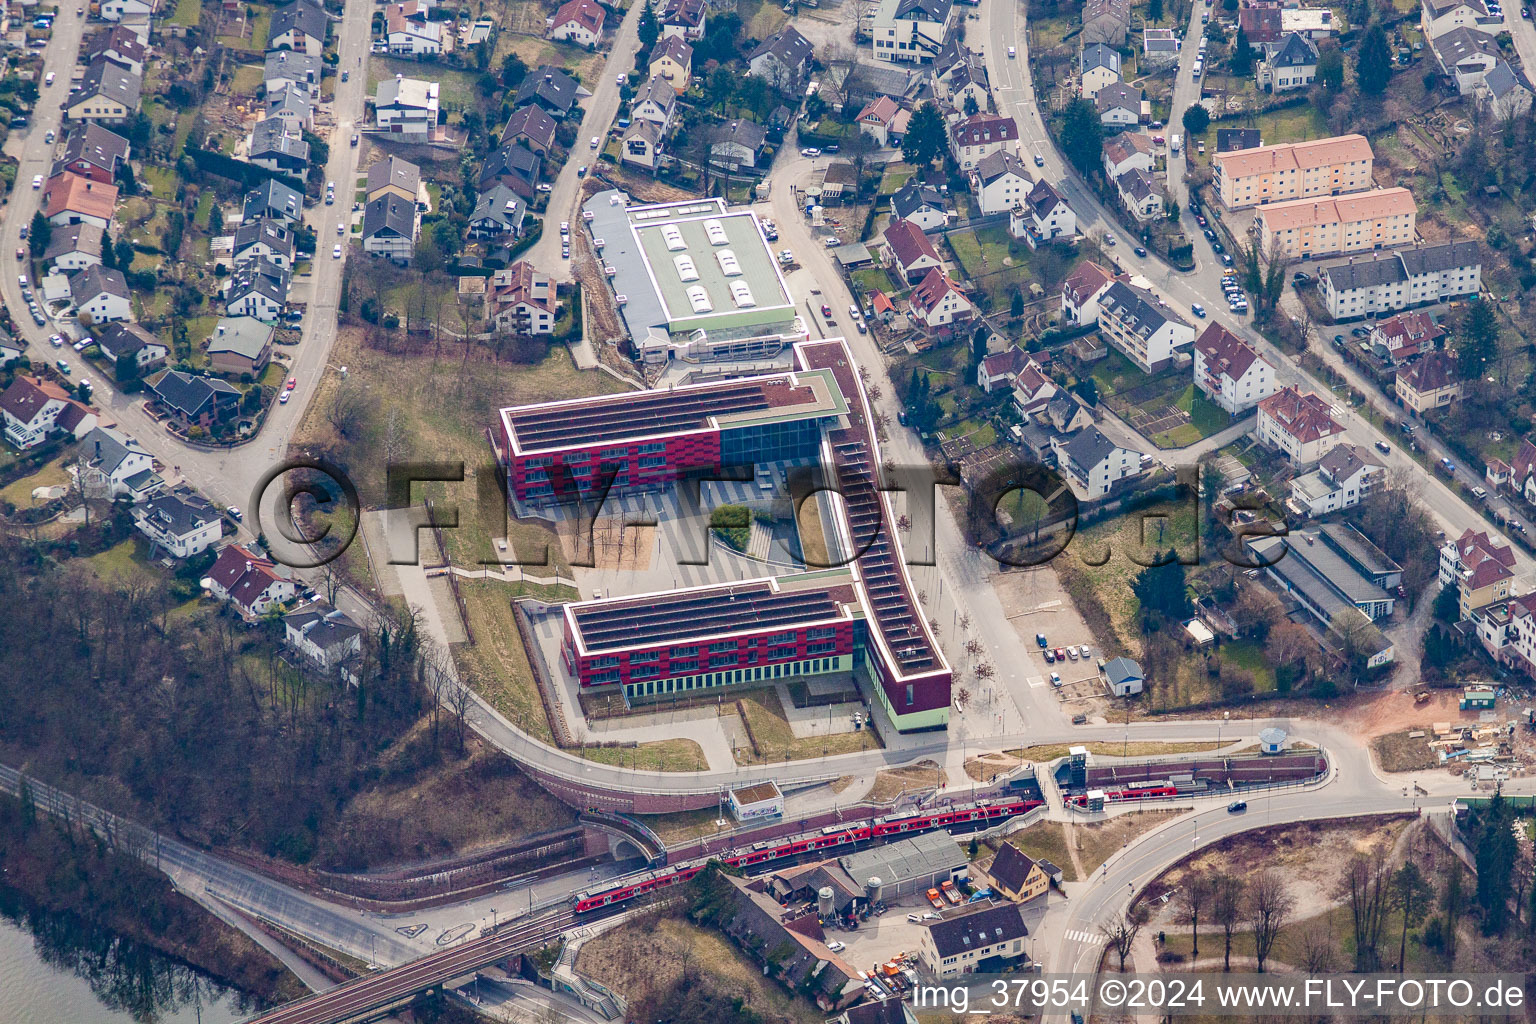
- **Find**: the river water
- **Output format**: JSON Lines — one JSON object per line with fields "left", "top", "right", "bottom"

{"left": 0, "top": 899, "right": 252, "bottom": 1024}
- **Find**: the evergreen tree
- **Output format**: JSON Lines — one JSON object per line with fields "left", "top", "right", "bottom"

{"left": 28, "top": 212, "right": 51, "bottom": 258}
{"left": 638, "top": 0, "right": 659, "bottom": 52}
{"left": 1357, "top": 24, "right": 1392, "bottom": 95}
{"left": 901, "top": 102, "right": 947, "bottom": 166}
{"left": 1474, "top": 796, "right": 1517, "bottom": 934}
{"left": 1131, "top": 554, "right": 1192, "bottom": 623}
{"left": 1456, "top": 298, "right": 1498, "bottom": 381}
{"left": 971, "top": 324, "right": 988, "bottom": 371}
{"left": 1232, "top": 26, "right": 1254, "bottom": 76}
{"left": 1149, "top": 0, "right": 1163, "bottom": 20}
{"left": 1181, "top": 103, "right": 1210, "bottom": 136}
{"left": 1316, "top": 47, "right": 1345, "bottom": 93}
{"left": 1060, "top": 99, "right": 1103, "bottom": 176}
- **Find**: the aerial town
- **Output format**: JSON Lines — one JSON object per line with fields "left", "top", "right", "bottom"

{"left": 0, "top": 0, "right": 1534, "bottom": 1018}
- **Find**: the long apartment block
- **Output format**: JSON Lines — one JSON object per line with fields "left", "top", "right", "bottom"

{"left": 1212, "top": 134, "right": 1374, "bottom": 210}
{"left": 1256, "top": 187, "right": 1417, "bottom": 261}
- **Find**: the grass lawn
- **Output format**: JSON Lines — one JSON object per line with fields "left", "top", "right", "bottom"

{"left": 230, "top": 62, "right": 264, "bottom": 96}
{"left": 1013, "top": 741, "right": 1224, "bottom": 761}
{"left": 1087, "top": 347, "right": 1149, "bottom": 398}
{"left": 141, "top": 165, "right": 177, "bottom": 201}
{"left": 739, "top": 0, "right": 788, "bottom": 39}
{"left": 193, "top": 190, "right": 215, "bottom": 229}
{"left": 0, "top": 458, "right": 70, "bottom": 507}
{"left": 1000, "top": 823, "right": 1080, "bottom": 881}
{"left": 734, "top": 688, "right": 882, "bottom": 763}
{"left": 577, "top": 739, "right": 709, "bottom": 772}
{"left": 878, "top": 162, "right": 916, "bottom": 193}
{"left": 167, "top": 0, "right": 201, "bottom": 27}
{"left": 83, "top": 538, "right": 162, "bottom": 587}
{"left": 368, "top": 58, "right": 482, "bottom": 112}
{"left": 852, "top": 267, "right": 895, "bottom": 295}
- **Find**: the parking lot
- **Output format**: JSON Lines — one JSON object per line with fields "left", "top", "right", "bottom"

{"left": 990, "top": 568, "right": 1104, "bottom": 702}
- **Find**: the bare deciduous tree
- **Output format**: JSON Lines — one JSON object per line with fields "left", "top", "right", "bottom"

{"left": 1337, "top": 848, "right": 1391, "bottom": 971}
{"left": 1176, "top": 875, "right": 1214, "bottom": 959}
{"left": 326, "top": 382, "right": 368, "bottom": 440}
{"left": 1249, "top": 870, "right": 1295, "bottom": 973}
{"left": 1100, "top": 905, "right": 1148, "bottom": 972}
{"left": 1212, "top": 873, "right": 1245, "bottom": 971}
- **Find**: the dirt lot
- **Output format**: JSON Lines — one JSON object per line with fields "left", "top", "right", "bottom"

{"left": 1144, "top": 815, "right": 1417, "bottom": 933}
{"left": 866, "top": 761, "right": 946, "bottom": 802}
{"left": 1371, "top": 729, "right": 1440, "bottom": 773}
{"left": 577, "top": 913, "right": 824, "bottom": 1024}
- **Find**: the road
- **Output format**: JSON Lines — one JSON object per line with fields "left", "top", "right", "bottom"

{"left": 528, "top": 1, "right": 644, "bottom": 284}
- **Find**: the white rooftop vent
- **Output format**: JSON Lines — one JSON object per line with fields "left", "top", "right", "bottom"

{"left": 715, "top": 249, "right": 741, "bottom": 276}
{"left": 609, "top": 194, "right": 622, "bottom": 205}
{"left": 730, "top": 280, "right": 755, "bottom": 307}
{"left": 583, "top": 210, "right": 595, "bottom": 221}
{"left": 615, "top": 294, "right": 628, "bottom": 305}
{"left": 704, "top": 218, "right": 729, "bottom": 245}
{"left": 604, "top": 264, "right": 617, "bottom": 276}
{"left": 686, "top": 285, "right": 712, "bottom": 313}
{"left": 674, "top": 254, "right": 699, "bottom": 281}
{"left": 661, "top": 224, "right": 686, "bottom": 251}
{"left": 593, "top": 238, "right": 605, "bottom": 250}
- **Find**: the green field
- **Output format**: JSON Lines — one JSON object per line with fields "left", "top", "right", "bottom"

{"left": 167, "top": 0, "right": 201, "bottom": 27}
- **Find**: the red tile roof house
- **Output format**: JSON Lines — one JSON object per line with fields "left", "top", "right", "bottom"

{"left": 976, "top": 345, "right": 1031, "bottom": 392}
{"left": 1059, "top": 259, "right": 1118, "bottom": 325}
{"left": 907, "top": 268, "right": 973, "bottom": 330}
{"left": 1254, "top": 385, "right": 1345, "bottom": 465}
{"left": 547, "top": 0, "right": 605, "bottom": 47}
{"left": 0, "top": 375, "right": 98, "bottom": 450}
{"left": 1369, "top": 310, "right": 1446, "bottom": 364}
{"left": 207, "top": 543, "right": 299, "bottom": 618}
{"left": 856, "top": 96, "right": 902, "bottom": 147}
{"left": 1497, "top": 437, "right": 1536, "bottom": 503}
{"left": 881, "top": 219, "right": 944, "bottom": 283}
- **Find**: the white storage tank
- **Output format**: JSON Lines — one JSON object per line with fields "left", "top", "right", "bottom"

{"left": 817, "top": 886, "right": 835, "bottom": 917}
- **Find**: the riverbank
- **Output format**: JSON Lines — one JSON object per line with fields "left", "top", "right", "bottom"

{"left": 0, "top": 793, "right": 305, "bottom": 1008}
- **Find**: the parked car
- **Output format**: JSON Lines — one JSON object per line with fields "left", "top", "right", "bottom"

{"left": 31, "top": 175, "right": 42, "bottom": 189}
{"left": 800, "top": 147, "right": 821, "bottom": 157}
{"left": 227, "top": 507, "right": 242, "bottom": 521}
{"left": 1228, "top": 800, "right": 1248, "bottom": 813}
{"left": 1050, "top": 672, "right": 1062, "bottom": 686}
{"left": 826, "top": 941, "right": 846, "bottom": 953}
{"left": 590, "top": 136, "right": 599, "bottom": 149}
{"left": 577, "top": 166, "right": 587, "bottom": 177}
{"left": 1044, "top": 648, "right": 1055, "bottom": 663}
{"left": 1054, "top": 647, "right": 1066, "bottom": 661}
{"left": 350, "top": 133, "right": 358, "bottom": 146}
{"left": 333, "top": 244, "right": 342, "bottom": 258}
{"left": 1375, "top": 440, "right": 1391, "bottom": 454}
{"left": 1033, "top": 153, "right": 1044, "bottom": 166}
{"left": 1134, "top": 246, "right": 1147, "bottom": 257}
{"left": 1066, "top": 647, "right": 1078, "bottom": 660}
{"left": 279, "top": 390, "right": 290, "bottom": 404}
{"left": 1191, "top": 303, "right": 1206, "bottom": 318}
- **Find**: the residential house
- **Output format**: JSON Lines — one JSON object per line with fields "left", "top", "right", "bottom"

{"left": 264, "top": 48, "right": 322, "bottom": 100}
{"left": 891, "top": 182, "right": 948, "bottom": 231}
{"left": 70, "top": 265, "right": 131, "bottom": 323}
{"left": 1257, "top": 188, "right": 1418, "bottom": 261}
{"left": 232, "top": 218, "right": 296, "bottom": 270}
{"left": 375, "top": 77, "right": 440, "bottom": 140}
{"left": 981, "top": 843, "right": 1049, "bottom": 903}
{"left": 1257, "top": 32, "right": 1319, "bottom": 91}
{"left": 1082, "top": 0, "right": 1131, "bottom": 45}
{"left": 660, "top": 0, "right": 706, "bottom": 40}
{"left": 1115, "top": 166, "right": 1165, "bottom": 222}
{"left": 882, "top": 219, "right": 945, "bottom": 283}
{"left": 933, "top": 39, "right": 990, "bottom": 110}
{"left": 1011, "top": 178, "right": 1076, "bottom": 248}
{"left": 1060, "top": 260, "right": 1117, "bottom": 325}
{"left": 977, "top": 346, "right": 1031, "bottom": 393}
{"left": 500, "top": 105, "right": 558, "bottom": 156}
{"left": 284, "top": 602, "right": 365, "bottom": 675}
{"left": 1216, "top": 127, "right": 1262, "bottom": 152}
{"left": 1010, "top": 359, "right": 1060, "bottom": 420}
{"left": 362, "top": 194, "right": 419, "bottom": 263}
{"left": 948, "top": 113, "right": 1018, "bottom": 171}
{"left": 1317, "top": 241, "right": 1481, "bottom": 319}
{"left": 818, "top": 162, "right": 859, "bottom": 204}
{"left": 42, "top": 222, "right": 104, "bottom": 272}
{"left": 468, "top": 185, "right": 526, "bottom": 238}
{"left": 919, "top": 901, "right": 1030, "bottom": 977}
{"left": 649, "top": 36, "right": 693, "bottom": 92}
{"left": 246, "top": 118, "right": 310, "bottom": 175}
{"left": 1240, "top": 2, "right": 1337, "bottom": 42}
{"left": 44, "top": 173, "right": 117, "bottom": 230}
{"left": 972, "top": 150, "right": 1033, "bottom": 214}
{"left": 148, "top": 371, "right": 241, "bottom": 427}
{"left": 1097, "top": 280, "right": 1193, "bottom": 372}
{"left": 856, "top": 96, "right": 902, "bottom": 147}
{"left": 1369, "top": 310, "right": 1446, "bottom": 363}
{"left": 86, "top": 26, "right": 146, "bottom": 75}
{"left": 94, "top": 322, "right": 167, "bottom": 371}
{"left": 832, "top": 998, "right": 917, "bottom": 1024}
{"left": 1422, "top": 0, "right": 1500, "bottom": 40}
{"left": 226, "top": 259, "right": 290, "bottom": 321}
{"left": 1469, "top": 596, "right": 1536, "bottom": 679}
{"left": 270, "top": 0, "right": 327, "bottom": 55}
{"left": 748, "top": 26, "right": 814, "bottom": 86}
{"left": 709, "top": 118, "right": 767, "bottom": 170}
{"left": 1432, "top": 27, "right": 1501, "bottom": 93}
{"left": 1192, "top": 322, "right": 1276, "bottom": 414}
{"left": 1440, "top": 528, "right": 1516, "bottom": 618}
{"left": 133, "top": 491, "right": 222, "bottom": 558}
{"left": 908, "top": 268, "right": 973, "bottom": 329}
{"left": 1288, "top": 442, "right": 1385, "bottom": 517}
{"left": 1096, "top": 82, "right": 1143, "bottom": 126}
{"left": 1485, "top": 439, "right": 1535, "bottom": 500}
{"left": 548, "top": 0, "right": 604, "bottom": 46}
{"left": 1255, "top": 385, "right": 1345, "bottom": 465}
{"left": 1143, "top": 27, "right": 1181, "bottom": 67}
{"left": 207, "top": 544, "right": 299, "bottom": 617}
{"left": 206, "top": 317, "right": 274, "bottom": 376}
{"left": 367, "top": 155, "right": 424, "bottom": 207}
{"left": 489, "top": 261, "right": 557, "bottom": 334}
{"left": 621, "top": 119, "right": 662, "bottom": 169}
{"left": 0, "top": 376, "right": 96, "bottom": 450}
{"left": 1211, "top": 134, "right": 1374, "bottom": 210}
{"left": 513, "top": 66, "right": 582, "bottom": 118}
{"left": 0, "top": 337, "right": 20, "bottom": 367}
{"left": 1396, "top": 349, "right": 1461, "bottom": 414}
{"left": 631, "top": 76, "right": 678, "bottom": 131}
{"left": 264, "top": 83, "right": 314, "bottom": 130}
{"left": 77, "top": 425, "right": 159, "bottom": 500}
{"left": 870, "top": 0, "right": 953, "bottom": 65}
{"left": 1080, "top": 43, "right": 1122, "bottom": 99}
{"left": 53, "top": 123, "right": 130, "bottom": 184}
{"left": 99, "top": 0, "right": 155, "bottom": 22}
{"left": 243, "top": 179, "right": 306, "bottom": 226}
{"left": 66, "top": 56, "right": 141, "bottom": 124}
{"left": 1474, "top": 60, "right": 1535, "bottom": 119}
{"left": 479, "top": 142, "right": 543, "bottom": 197}
{"left": 1102, "top": 130, "right": 1154, "bottom": 179}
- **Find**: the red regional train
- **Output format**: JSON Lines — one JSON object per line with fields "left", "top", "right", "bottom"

{"left": 573, "top": 797, "right": 1043, "bottom": 913}
{"left": 1065, "top": 785, "right": 1180, "bottom": 806}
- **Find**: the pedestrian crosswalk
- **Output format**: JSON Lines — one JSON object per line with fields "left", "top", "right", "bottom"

{"left": 1063, "top": 929, "right": 1102, "bottom": 944}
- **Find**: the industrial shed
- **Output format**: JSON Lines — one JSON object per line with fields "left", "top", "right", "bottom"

{"left": 839, "top": 830, "right": 968, "bottom": 899}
